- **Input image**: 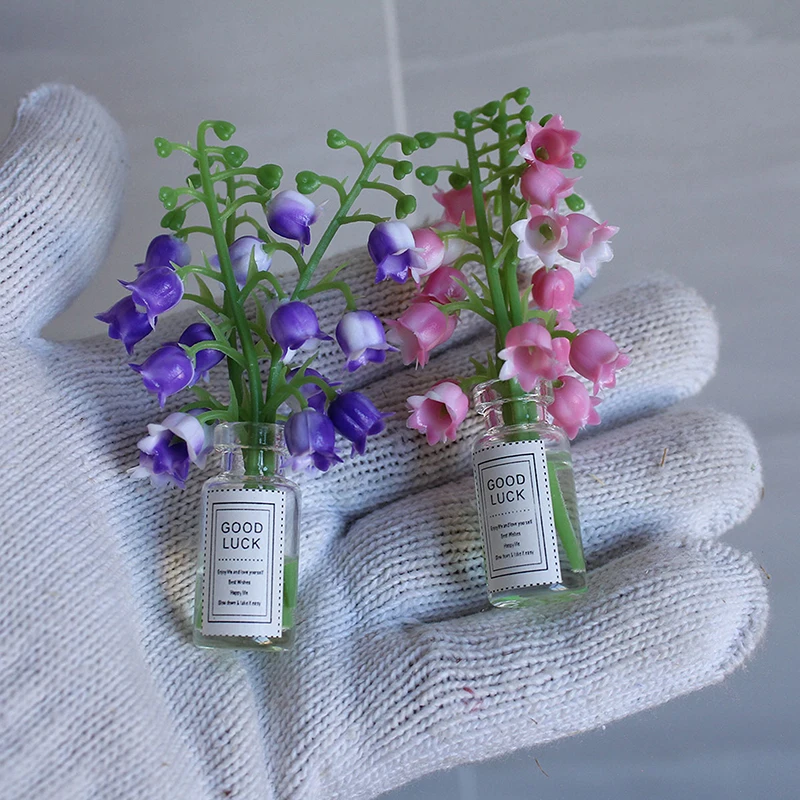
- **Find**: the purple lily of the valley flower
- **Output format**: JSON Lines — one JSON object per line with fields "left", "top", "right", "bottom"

{"left": 95, "top": 296, "right": 153, "bottom": 354}
{"left": 210, "top": 235, "right": 272, "bottom": 288}
{"left": 284, "top": 409, "right": 342, "bottom": 472}
{"left": 130, "top": 411, "right": 212, "bottom": 488}
{"left": 178, "top": 322, "right": 225, "bottom": 381}
{"left": 328, "top": 392, "right": 387, "bottom": 455}
{"left": 335, "top": 310, "right": 396, "bottom": 372}
{"left": 120, "top": 265, "right": 184, "bottom": 326}
{"left": 266, "top": 190, "right": 320, "bottom": 246}
{"left": 270, "top": 301, "right": 332, "bottom": 362}
{"left": 136, "top": 234, "right": 191, "bottom": 274}
{"left": 368, "top": 221, "right": 421, "bottom": 283}
{"left": 280, "top": 367, "right": 337, "bottom": 415}
{"left": 130, "top": 343, "right": 194, "bottom": 407}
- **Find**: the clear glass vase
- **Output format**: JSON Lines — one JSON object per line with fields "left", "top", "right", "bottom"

{"left": 193, "top": 422, "right": 300, "bottom": 651}
{"left": 472, "top": 379, "right": 587, "bottom": 607}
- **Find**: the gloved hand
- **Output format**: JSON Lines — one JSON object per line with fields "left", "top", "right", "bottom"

{"left": 0, "top": 85, "right": 768, "bottom": 800}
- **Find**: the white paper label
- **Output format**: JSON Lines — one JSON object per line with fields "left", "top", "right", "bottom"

{"left": 201, "top": 487, "right": 285, "bottom": 638}
{"left": 473, "top": 440, "right": 561, "bottom": 591}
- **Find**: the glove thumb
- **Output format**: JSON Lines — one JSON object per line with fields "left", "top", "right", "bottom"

{"left": 0, "top": 84, "right": 127, "bottom": 339}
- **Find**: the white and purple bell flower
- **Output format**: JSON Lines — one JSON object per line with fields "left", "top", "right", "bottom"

{"left": 178, "top": 322, "right": 225, "bottom": 381}
{"left": 136, "top": 234, "right": 191, "bottom": 274}
{"left": 95, "top": 296, "right": 154, "bottom": 355}
{"left": 327, "top": 391, "right": 387, "bottom": 455}
{"left": 266, "top": 190, "right": 320, "bottom": 246}
{"left": 210, "top": 235, "right": 271, "bottom": 289}
{"left": 130, "top": 343, "right": 194, "bottom": 407}
{"left": 120, "top": 265, "right": 184, "bottom": 326}
{"left": 284, "top": 409, "right": 342, "bottom": 472}
{"left": 130, "top": 411, "right": 212, "bottom": 489}
{"left": 368, "top": 221, "right": 422, "bottom": 283}
{"left": 335, "top": 310, "right": 396, "bottom": 372}
{"left": 270, "top": 301, "right": 332, "bottom": 362}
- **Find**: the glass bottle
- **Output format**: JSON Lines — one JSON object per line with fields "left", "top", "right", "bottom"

{"left": 193, "top": 422, "right": 300, "bottom": 650}
{"left": 471, "top": 379, "right": 587, "bottom": 607}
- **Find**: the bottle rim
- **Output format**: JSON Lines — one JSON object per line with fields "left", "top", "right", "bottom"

{"left": 213, "top": 421, "right": 285, "bottom": 452}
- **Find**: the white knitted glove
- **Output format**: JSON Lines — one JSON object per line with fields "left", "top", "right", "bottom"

{"left": 0, "top": 85, "right": 768, "bottom": 800}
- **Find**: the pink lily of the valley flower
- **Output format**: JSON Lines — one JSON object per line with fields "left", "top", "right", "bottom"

{"left": 549, "top": 375, "right": 601, "bottom": 439}
{"left": 433, "top": 186, "right": 478, "bottom": 226}
{"left": 510, "top": 205, "right": 568, "bottom": 268}
{"left": 410, "top": 227, "right": 445, "bottom": 283}
{"left": 530, "top": 266, "right": 579, "bottom": 319}
{"left": 407, "top": 381, "right": 469, "bottom": 445}
{"left": 417, "top": 266, "right": 468, "bottom": 305}
{"left": 559, "top": 214, "right": 619, "bottom": 276}
{"left": 432, "top": 221, "right": 467, "bottom": 265}
{"left": 520, "top": 162, "right": 578, "bottom": 209}
{"left": 519, "top": 115, "right": 580, "bottom": 169}
{"left": 385, "top": 302, "right": 457, "bottom": 367}
{"left": 498, "top": 321, "right": 565, "bottom": 391}
{"left": 569, "top": 329, "right": 630, "bottom": 393}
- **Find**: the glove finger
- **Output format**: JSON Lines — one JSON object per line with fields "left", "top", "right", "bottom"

{"left": 319, "top": 407, "right": 761, "bottom": 624}
{"left": 305, "top": 276, "right": 718, "bottom": 529}
{"left": 0, "top": 84, "right": 127, "bottom": 338}
{"left": 276, "top": 540, "right": 767, "bottom": 798}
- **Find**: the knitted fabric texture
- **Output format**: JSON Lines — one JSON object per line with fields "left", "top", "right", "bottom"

{"left": 0, "top": 85, "right": 768, "bottom": 800}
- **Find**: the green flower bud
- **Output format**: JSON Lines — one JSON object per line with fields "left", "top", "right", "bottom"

{"left": 539, "top": 113, "right": 553, "bottom": 126}
{"left": 296, "top": 170, "right": 322, "bottom": 194}
{"left": 186, "top": 174, "right": 202, "bottom": 189}
{"left": 256, "top": 164, "right": 283, "bottom": 190}
{"left": 481, "top": 101, "right": 499, "bottom": 117}
{"left": 327, "top": 129, "right": 348, "bottom": 149}
{"left": 414, "top": 131, "right": 436, "bottom": 149}
{"left": 400, "top": 136, "right": 419, "bottom": 156}
{"left": 158, "top": 186, "right": 177, "bottom": 210}
{"left": 393, "top": 160, "right": 413, "bottom": 180}
{"left": 395, "top": 194, "right": 417, "bottom": 219}
{"left": 223, "top": 145, "right": 248, "bottom": 168}
{"left": 211, "top": 121, "right": 236, "bottom": 141}
{"left": 565, "top": 193, "right": 585, "bottom": 212}
{"left": 572, "top": 152, "right": 587, "bottom": 169}
{"left": 154, "top": 138, "right": 173, "bottom": 158}
{"left": 513, "top": 87, "right": 531, "bottom": 104}
{"left": 453, "top": 111, "right": 472, "bottom": 129}
{"left": 161, "top": 207, "right": 186, "bottom": 231}
{"left": 508, "top": 123, "right": 525, "bottom": 139}
{"left": 415, "top": 166, "right": 439, "bottom": 186}
{"left": 490, "top": 118, "right": 505, "bottom": 133}
{"left": 520, "top": 105, "right": 534, "bottom": 122}
{"left": 448, "top": 171, "right": 469, "bottom": 190}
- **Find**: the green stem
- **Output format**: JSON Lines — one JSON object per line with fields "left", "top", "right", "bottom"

{"left": 196, "top": 122, "right": 262, "bottom": 423}
{"left": 548, "top": 463, "right": 585, "bottom": 571}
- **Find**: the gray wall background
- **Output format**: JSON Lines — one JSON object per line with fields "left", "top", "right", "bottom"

{"left": 1, "top": 1, "right": 797, "bottom": 797}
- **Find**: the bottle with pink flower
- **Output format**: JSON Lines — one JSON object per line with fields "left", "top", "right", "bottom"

{"left": 375, "top": 88, "right": 629, "bottom": 605}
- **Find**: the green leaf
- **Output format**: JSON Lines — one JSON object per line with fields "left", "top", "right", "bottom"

{"left": 212, "top": 120, "right": 236, "bottom": 141}
{"left": 393, "top": 160, "right": 413, "bottom": 180}
{"left": 565, "top": 193, "right": 585, "bottom": 212}
{"left": 154, "top": 137, "right": 173, "bottom": 158}
{"left": 227, "top": 380, "right": 240, "bottom": 420}
{"left": 395, "top": 194, "right": 417, "bottom": 219}
{"left": 158, "top": 186, "right": 178, "bottom": 210}
{"left": 415, "top": 166, "right": 439, "bottom": 186}
{"left": 296, "top": 170, "right": 321, "bottom": 194}
{"left": 187, "top": 174, "right": 202, "bottom": 189}
{"left": 327, "top": 129, "right": 348, "bottom": 149}
{"left": 400, "top": 136, "right": 419, "bottom": 155}
{"left": 256, "top": 163, "right": 283, "bottom": 190}
{"left": 223, "top": 145, "right": 248, "bottom": 168}
{"left": 194, "top": 274, "right": 219, "bottom": 308}
{"left": 161, "top": 207, "right": 186, "bottom": 231}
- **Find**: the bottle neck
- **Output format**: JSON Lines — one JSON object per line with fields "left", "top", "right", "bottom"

{"left": 215, "top": 422, "right": 286, "bottom": 477}
{"left": 473, "top": 379, "right": 552, "bottom": 433}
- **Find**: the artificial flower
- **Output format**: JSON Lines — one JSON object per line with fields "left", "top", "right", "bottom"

{"left": 335, "top": 310, "right": 395, "bottom": 372}
{"left": 406, "top": 381, "right": 469, "bottom": 445}
{"left": 284, "top": 409, "right": 342, "bottom": 472}
{"left": 95, "top": 296, "right": 153, "bottom": 354}
{"left": 519, "top": 115, "right": 580, "bottom": 169}
{"left": 385, "top": 302, "right": 457, "bottom": 367}
{"left": 549, "top": 375, "right": 601, "bottom": 439}
{"left": 568, "top": 329, "right": 630, "bottom": 393}
{"left": 129, "top": 343, "right": 194, "bottom": 407}
{"left": 328, "top": 392, "right": 387, "bottom": 455}
{"left": 497, "top": 321, "right": 564, "bottom": 391}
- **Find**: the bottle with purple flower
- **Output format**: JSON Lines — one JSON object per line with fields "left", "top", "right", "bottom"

{"left": 99, "top": 117, "right": 421, "bottom": 649}
{"left": 193, "top": 423, "right": 300, "bottom": 650}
